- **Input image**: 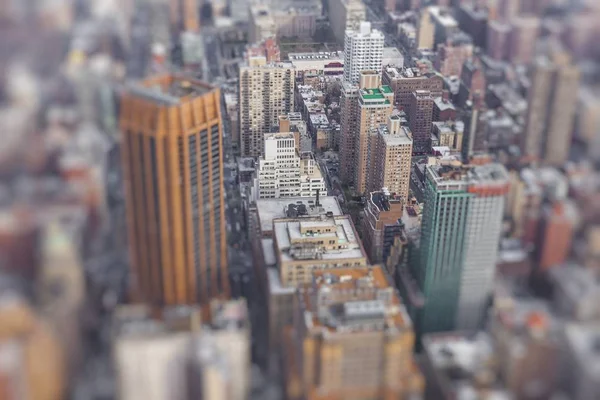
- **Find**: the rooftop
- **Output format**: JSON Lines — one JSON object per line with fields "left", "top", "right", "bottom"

{"left": 256, "top": 196, "right": 342, "bottom": 234}
{"left": 273, "top": 215, "right": 365, "bottom": 262}
{"left": 299, "top": 266, "right": 412, "bottom": 334}
{"left": 377, "top": 124, "right": 413, "bottom": 146}
{"left": 359, "top": 86, "right": 392, "bottom": 103}
{"left": 288, "top": 51, "right": 343, "bottom": 61}
{"left": 434, "top": 97, "right": 456, "bottom": 111}
{"left": 427, "top": 162, "right": 509, "bottom": 192}
{"left": 429, "top": 6, "right": 459, "bottom": 28}
{"left": 424, "top": 332, "right": 511, "bottom": 400}
{"left": 127, "top": 75, "right": 215, "bottom": 105}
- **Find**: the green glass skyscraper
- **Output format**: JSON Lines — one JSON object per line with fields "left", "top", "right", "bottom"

{"left": 415, "top": 162, "right": 508, "bottom": 334}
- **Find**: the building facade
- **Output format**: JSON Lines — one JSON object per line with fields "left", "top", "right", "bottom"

{"left": 252, "top": 132, "right": 327, "bottom": 200}
{"left": 284, "top": 266, "right": 424, "bottom": 400}
{"left": 239, "top": 62, "right": 295, "bottom": 157}
{"left": 416, "top": 163, "right": 508, "bottom": 334}
{"left": 343, "top": 22, "right": 384, "bottom": 85}
{"left": 522, "top": 53, "right": 580, "bottom": 165}
{"left": 120, "top": 75, "right": 228, "bottom": 305}
{"left": 409, "top": 90, "right": 435, "bottom": 154}
{"left": 370, "top": 115, "right": 413, "bottom": 200}
{"left": 362, "top": 191, "right": 405, "bottom": 264}
{"left": 382, "top": 66, "right": 443, "bottom": 116}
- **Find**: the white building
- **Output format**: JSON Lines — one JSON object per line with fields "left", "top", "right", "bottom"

{"left": 343, "top": 22, "right": 384, "bottom": 85}
{"left": 252, "top": 132, "right": 327, "bottom": 200}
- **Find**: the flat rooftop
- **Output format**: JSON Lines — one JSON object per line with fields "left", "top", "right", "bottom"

{"left": 360, "top": 86, "right": 392, "bottom": 102}
{"left": 427, "top": 162, "right": 509, "bottom": 191}
{"left": 300, "top": 266, "right": 412, "bottom": 333}
{"left": 256, "top": 196, "right": 342, "bottom": 234}
{"left": 128, "top": 75, "right": 215, "bottom": 105}
{"left": 378, "top": 124, "right": 413, "bottom": 146}
{"left": 424, "top": 332, "right": 511, "bottom": 399}
{"left": 273, "top": 215, "right": 365, "bottom": 262}
{"left": 564, "top": 322, "right": 600, "bottom": 377}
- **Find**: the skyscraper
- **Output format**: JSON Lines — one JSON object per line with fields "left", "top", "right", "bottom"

{"left": 120, "top": 75, "right": 228, "bottom": 306}
{"left": 409, "top": 90, "right": 434, "bottom": 154}
{"left": 239, "top": 61, "right": 295, "bottom": 157}
{"left": 416, "top": 162, "right": 508, "bottom": 334}
{"left": 343, "top": 22, "right": 384, "bottom": 85}
{"left": 522, "top": 53, "right": 580, "bottom": 165}
{"left": 370, "top": 114, "right": 413, "bottom": 200}
{"left": 354, "top": 84, "right": 395, "bottom": 194}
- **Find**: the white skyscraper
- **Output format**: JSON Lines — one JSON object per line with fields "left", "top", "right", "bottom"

{"left": 252, "top": 132, "right": 327, "bottom": 200}
{"left": 343, "top": 22, "right": 385, "bottom": 85}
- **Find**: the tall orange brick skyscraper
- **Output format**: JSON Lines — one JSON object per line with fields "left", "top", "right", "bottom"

{"left": 120, "top": 75, "right": 228, "bottom": 306}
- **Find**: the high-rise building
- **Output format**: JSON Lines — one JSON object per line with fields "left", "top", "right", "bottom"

{"left": 487, "top": 20, "right": 511, "bottom": 61}
{"left": 239, "top": 62, "right": 295, "bottom": 157}
{"left": 561, "top": 323, "right": 600, "bottom": 400}
{"left": 522, "top": 53, "right": 580, "bottom": 165}
{"left": 328, "top": 0, "right": 367, "bottom": 44}
{"left": 251, "top": 132, "right": 327, "bottom": 200}
{"left": 354, "top": 84, "right": 395, "bottom": 194}
{"left": 416, "top": 7, "right": 435, "bottom": 50}
{"left": 382, "top": 65, "right": 443, "bottom": 116}
{"left": 120, "top": 75, "right": 228, "bottom": 305}
{"left": 362, "top": 190, "right": 405, "bottom": 264}
{"left": 457, "top": 3, "right": 488, "bottom": 48}
{"left": 508, "top": 16, "right": 540, "bottom": 65}
{"left": 370, "top": 114, "right": 413, "bottom": 200}
{"left": 409, "top": 90, "right": 435, "bottom": 153}
{"left": 283, "top": 266, "right": 425, "bottom": 400}
{"left": 339, "top": 81, "right": 360, "bottom": 184}
{"left": 416, "top": 162, "right": 508, "bottom": 334}
{"left": 343, "top": 22, "right": 385, "bottom": 85}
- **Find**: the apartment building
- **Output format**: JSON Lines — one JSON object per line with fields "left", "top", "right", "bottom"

{"left": 362, "top": 190, "right": 405, "bottom": 264}
{"left": 382, "top": 65, "right": 443, "bottom": 115}
{"left": 252, "top": 132, "right": 327, "bottom": 200}
{"left": 370, "top": 114, "right": 413, "bottom": 200}
{"left": 409, "top": 90, "right": 435, "bottom": 154}
{"left": 354, "top": 84, "right": 395, "bottom": 194}
{"left": 343, "top": 22, "right": 384, "bottom": 85}
{"left": 239, "top": 62, "right": 295, "bottom": 157}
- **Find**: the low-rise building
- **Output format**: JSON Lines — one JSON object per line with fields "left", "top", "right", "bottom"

{"left": 432, "top": 121, "right": 463, "bottom": 151}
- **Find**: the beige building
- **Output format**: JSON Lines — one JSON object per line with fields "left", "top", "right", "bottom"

{"left": 340, "top": 74, "right": 395, "bottom": 193}
{"left": 328, "top": 0, "right": 367, "bottom": 44}
{"left": 355, "top": 84, "right": 395, "bottom": 195}
{"left": 432, "top": 120, "right": 464, "bottom": 151}
{"left": 239, "top": 62, "right": 295, "bottom": 157}
{"left": 273, "top": 215, "right": 368, "bottom": 287}
{"left": 113, "top": 299, "right": 250, "bottom": 400}
{"left": 370, "top": 114, "right": 413, "bottom": 200}
{"left": 284, "top": 266, "right": 425, "bottom": 400}
{"left": 522, "top": 52, "right": 580, "bottom": 166}
{"left": 416, "top": 7, "right": 435, "bottom": 50}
